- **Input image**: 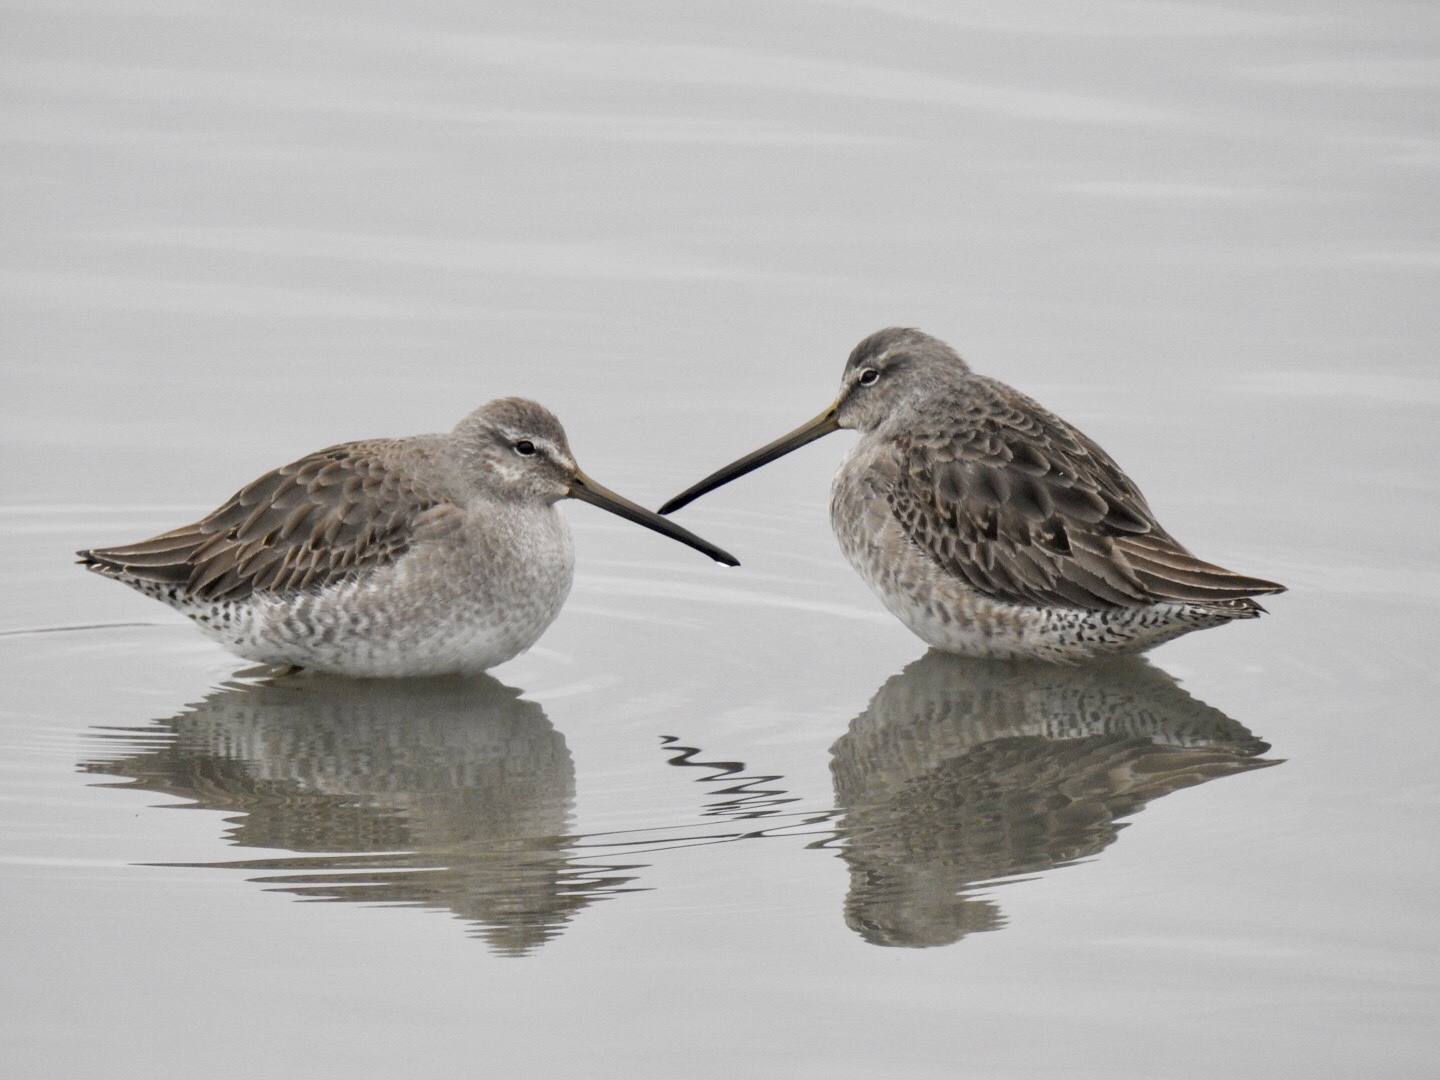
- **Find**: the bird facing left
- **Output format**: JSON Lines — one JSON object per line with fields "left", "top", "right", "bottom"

{"left": 78, "top": 397, "right": 739, "bottom": 677}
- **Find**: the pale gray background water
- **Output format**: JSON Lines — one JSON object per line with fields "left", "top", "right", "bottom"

{"left": 3, "top": 2, "right": 1438, "bottom": 1077}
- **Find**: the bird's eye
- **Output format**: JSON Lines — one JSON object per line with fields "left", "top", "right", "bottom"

{"left": 858, "top": 369, "right": 880, "bottom": 386}
{"left": 514, "top": 440, "right": 537, "bottom": 457}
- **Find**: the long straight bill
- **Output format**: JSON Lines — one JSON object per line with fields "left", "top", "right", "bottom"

{"left": 568, "top": 472, "right": 740, "bottom": 566}
{"left": 658, "top": 404, "right": 841, "bottom": 515}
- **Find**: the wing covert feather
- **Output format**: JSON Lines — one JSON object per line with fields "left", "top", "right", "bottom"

{"left": 80, "top": 441, "right": 446, "bottom": 602}
{"left": 884, "top": 381, "right": 1284, "bottom": 609}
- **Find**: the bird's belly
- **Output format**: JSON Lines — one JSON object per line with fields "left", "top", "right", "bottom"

{"left": 185, "top": 517, "right": 575, "bottom": 677}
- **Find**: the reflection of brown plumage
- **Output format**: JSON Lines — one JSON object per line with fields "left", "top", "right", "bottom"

{"left": 829, "top": 652, "right": 1278, "bottom": 948}
{"left": 82, "top": 674, "right": 635, "bottom": 955}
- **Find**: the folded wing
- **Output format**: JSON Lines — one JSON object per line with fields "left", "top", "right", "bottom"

{"left": 79, "top": 441, "right": 445, "bottom": 602}
{"left": 885, "top": 381, "right": 1286, "bottom": 610}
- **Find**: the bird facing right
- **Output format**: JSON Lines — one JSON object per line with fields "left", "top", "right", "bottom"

{"left": 660, "top": 327, "right": 1285, "bottom": 663}
{"left": 79, "top": 397, "right": 738, "bottom": 678}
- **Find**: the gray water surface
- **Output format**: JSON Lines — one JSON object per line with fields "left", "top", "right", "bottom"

{"left": 3, "top": 2, "right": 1438, "bottom": 1077}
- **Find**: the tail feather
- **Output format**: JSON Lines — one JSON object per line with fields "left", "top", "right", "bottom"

{"left": 1118, "top": 535, "right": 1286, "bottom": 605}
{"left": 77, "top": 529, "right": 205, "bottom": 587}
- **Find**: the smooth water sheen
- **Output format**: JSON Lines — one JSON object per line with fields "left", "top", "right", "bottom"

{"left": 3, "top": 2, "right": 1438, "bottom": 1078}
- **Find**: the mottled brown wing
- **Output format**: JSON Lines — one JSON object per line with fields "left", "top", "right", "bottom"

{"left": 886, "top": 380, "right": 1285, "bottom": 609}
{"left": 79, "top": 440, "right": 447, "bottom": 602}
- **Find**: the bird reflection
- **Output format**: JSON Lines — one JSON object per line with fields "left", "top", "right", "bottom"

{"left": 829, "top": 653, "right": 1279, "bottom": 948}
{"left": 81, "top": 673, "right": 639, "bottom": 955}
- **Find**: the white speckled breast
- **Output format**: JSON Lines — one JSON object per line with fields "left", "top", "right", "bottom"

{"left": 183, "top": 500, "right": 575, "bottom": 677}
